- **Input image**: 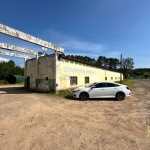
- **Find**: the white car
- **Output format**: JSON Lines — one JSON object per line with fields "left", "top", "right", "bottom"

{"left": 73, "top": 82, "right": 131, "bottom": 100}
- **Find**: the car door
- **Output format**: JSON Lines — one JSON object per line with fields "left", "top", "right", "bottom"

{"left": 89, "top": 83, "right": 106, "bottom": 98}
{"left": 105, "top": 83, "right": 119, "bottom": 98}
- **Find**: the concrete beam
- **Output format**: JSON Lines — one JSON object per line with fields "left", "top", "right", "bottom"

{"left": 0, "top": 23, "right": 64, "bottom": 53}
{"left": 0, "top": 42, "right": 38, "bottom": 55}
{"left": 0, "top": 49, "right": 32, "bottom": 59}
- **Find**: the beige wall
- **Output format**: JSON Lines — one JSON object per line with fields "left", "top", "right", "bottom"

{"left": 59, "top": 58, "right": 123, "bottom": 90}
{"left": 26, "top": 54, "right": 123, "bottom": 91}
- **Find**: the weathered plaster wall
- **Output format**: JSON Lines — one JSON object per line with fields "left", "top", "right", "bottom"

{"left": 38, "top": 55, "right": 55, "bottom": 92}
{"left": 59, "top": 58, "right": 123, "bottom": 90}
{"left": 26, "top": 54, "right": 56, "bottom": 92}
{"left": 38, "top": 55, "right": 55, "bottom": 79}
{"left": 54, "top": 52, "right": 61, "bottom": 92}
{"left": 26, "top": 58, "right": 36, "bottom": 89}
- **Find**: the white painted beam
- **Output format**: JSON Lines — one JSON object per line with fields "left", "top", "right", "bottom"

{"left": 0, "top": 49, "right": 32, "bottom": 59}
{"left": 0, "top": 42, "right": 38, "bottom": 55}
{"left": 0, "top": 23, "right": 64, "bottom": 53}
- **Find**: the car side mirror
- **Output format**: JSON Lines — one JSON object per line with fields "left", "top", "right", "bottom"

{"left": 91, "top": 85, "right": 96, "bottom": 88}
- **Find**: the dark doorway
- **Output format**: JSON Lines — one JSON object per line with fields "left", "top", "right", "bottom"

{"left": 26, "top": 76, "right": 30, "bottom": 89}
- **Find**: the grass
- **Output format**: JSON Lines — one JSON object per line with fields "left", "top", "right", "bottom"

{"left": 115, "top": 79, "right": 134, "bottom": 89}
{"left": 0, "top": 79, "right": 134, "bottom": 98}
{"left": 45, "top": 89, "right": 73, "bottom": 99}
{"left": 15, "top": 81, "right": 24, "bottom": 85}
{"left": 45, "top": 80, "right": 135, "bottom": 99}
{"left": 0, "top": 80, "right": 24, "bottom": 86}
{"left": 0, "top": 80, "right": 8, "bottom": 85}
{"left": 58, "top": 90, "right": 73, "bottom": 99}
{"left": 115, "top": 79, "right": 133, "bottom": 85}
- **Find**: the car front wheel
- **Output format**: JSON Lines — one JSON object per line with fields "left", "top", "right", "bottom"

{"left": 79, "top": 92, "right": 89, "bottom": 100}
{"left": 116, "top": 92, "right": 125, "bottom": 100}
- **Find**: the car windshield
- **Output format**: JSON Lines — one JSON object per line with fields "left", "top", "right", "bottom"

{"left": 86, "top": 82, "right": 97, "bottom": 87}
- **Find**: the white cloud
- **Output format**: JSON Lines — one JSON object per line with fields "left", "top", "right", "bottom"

{"left": 41, "top": 29, "right": 123, "bottom": 60}
{"left": 104, "top": 51, "right": 121, "bottom": 58}
{"left": 39, "top": 29, "right": 71, "bottom": 44}
{"left": 60, "top": 40, "right": 105, "bottom": 53}
{"left": 47, "top": 30, "right": 70, "bottom": 42}
{"left": 41, "top": 29, "right": 106, "bottom": 54}
{"left": 0, "top": 57, "right": 9, "bottom": 62}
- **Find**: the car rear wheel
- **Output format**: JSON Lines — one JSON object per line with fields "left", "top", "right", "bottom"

{"left": 116, "top": 92, "right": 125, "bottom": 100}
{"left": 79, "top": 92, "right": 89, "bottom": 100}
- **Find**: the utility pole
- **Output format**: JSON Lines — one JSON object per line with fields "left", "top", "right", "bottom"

{"left": 120, "top": 54, "right": 122, "bottom": 84}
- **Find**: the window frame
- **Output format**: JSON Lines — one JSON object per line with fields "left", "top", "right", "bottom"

{"left": 70, "top": 76, "right": 77, "bottom": 86}
{"left": 85, "top": 76, "right": 89, "bottom": 84}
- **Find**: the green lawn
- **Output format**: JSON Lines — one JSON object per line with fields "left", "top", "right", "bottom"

{"left": 115, "top": 79, "right": 134, "bottom": 89}
{"left": 0, "top": 80, "right": 7, "bottom": 85}
{"left": 0, "top": 80, "right": 24, "bottom": 86}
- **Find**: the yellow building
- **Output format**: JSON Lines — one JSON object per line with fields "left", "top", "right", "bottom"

{"left": 25, "top": 53, "right": 123, "bottom": 92}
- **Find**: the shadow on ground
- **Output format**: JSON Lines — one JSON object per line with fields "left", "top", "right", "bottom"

{"left": 65, "top": 95, "right": 121, "bottom": 102}
{"left": 0, "top": 86, "right": 37, "bottom": 94}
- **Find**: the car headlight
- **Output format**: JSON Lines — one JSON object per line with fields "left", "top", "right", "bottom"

{"left": 74, "top": 90, "right": 80, "bottom": 92}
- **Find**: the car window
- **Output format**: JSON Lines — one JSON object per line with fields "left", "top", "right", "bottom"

{"left": 87, "top": 82, "right": 97, "bottom": 87}
{"left": 105, "top": 83, "right": 119, "bottom": 87}
{"left": 95, "top": 83, "right": 106, "bottom": 88}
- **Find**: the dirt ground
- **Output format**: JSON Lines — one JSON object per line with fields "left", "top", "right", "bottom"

{"left": 0, "top": 80, "right": 150, "bottom": 150}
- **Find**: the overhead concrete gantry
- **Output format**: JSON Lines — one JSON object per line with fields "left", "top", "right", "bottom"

{"left": 0, "top": 49, "right": 32, "bottom": 59}
{"left": 0, "top": 42, "right": 39, "bottom": 55}
{"left": 0, "top": 24, "right": 64, "bottom": 53}
{"left": 0, "top": 23, "right": 64, "bottom": 91}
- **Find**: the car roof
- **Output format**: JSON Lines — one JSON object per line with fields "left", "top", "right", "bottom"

{"left": 96, "top": 82, "right": 122, "bottom": 85}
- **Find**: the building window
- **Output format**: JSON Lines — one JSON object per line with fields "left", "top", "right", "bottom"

{"left": 85, "top": 77, "right": 89, "bottom": 84}
{"left": 111, "top": 77, "right": 113, "bottom": 80}
{"left": 70, "top": 76, "right": 77, "bottom": 85}
{"left": 115, "top": 77, "right": 117, "bottom": 79}
{"left": 105, "top": 77, "right": 107, "bottom": 80}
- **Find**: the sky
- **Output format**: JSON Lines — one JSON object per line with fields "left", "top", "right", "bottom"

{"left": 0, "top": 0, "right": 150, "bottom": 68}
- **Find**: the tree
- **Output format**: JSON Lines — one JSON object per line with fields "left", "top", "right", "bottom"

{"left": 96, "top": 56, "right": 119, "bottom": 70}
{"left": 0, "top": 60, "right": 24, "bottom": 80}
{"left": 107, "top": 58, "right": 120, "bottom": 70}
{"left": 96, "top": 56, "right": 108, "bottom": 67}
{"left": 67, "top": 55, "right": 96, "bottom": 64}
{"left": 143, "top": 72, "right": 150, "bottom": 79}
{"left": 121, "top": 57, "right": 134, "bottom": 78}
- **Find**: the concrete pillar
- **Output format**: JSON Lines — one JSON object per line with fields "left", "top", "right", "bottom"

{"left": 24, "top": 58, "right": 26, "bottom": 77}
{"left": 35, "top": 55, "right": 39, "bottom": 91}
{"left": 36, "top": 55, "right": 39, "bottom": 79}
{"left": 24, "top": 58, "right": 26, "bottom": 88}
{"left": 54, "top": 51, "right": 60, "bottom": 93}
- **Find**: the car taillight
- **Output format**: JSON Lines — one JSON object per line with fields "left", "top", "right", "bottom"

{"left": 126, "top": 86, "right": 129, "bottom": 90}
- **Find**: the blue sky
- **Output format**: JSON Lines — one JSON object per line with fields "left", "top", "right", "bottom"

{"left": 0, "top": 0, "right": 150, "bottom": 68}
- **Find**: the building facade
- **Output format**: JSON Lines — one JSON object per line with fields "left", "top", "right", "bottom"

{"left": 25, "top": 53, "right": 123, "bottom": 92}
